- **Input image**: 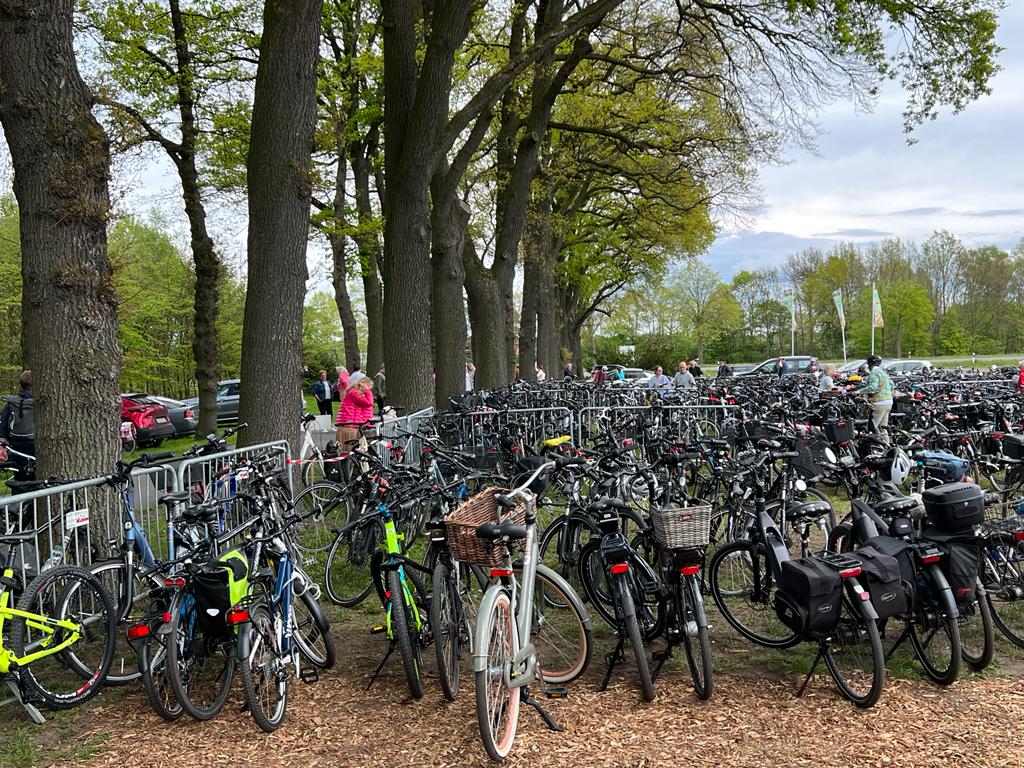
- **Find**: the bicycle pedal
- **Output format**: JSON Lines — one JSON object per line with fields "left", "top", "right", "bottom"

{"left": 299, "top": 667, "right": 320, "bottom": 685}
{"left": 544, "top": 686, "right": 568, "bottom": 699}
{"left": 370, "top": 625, "right": 386, "bottom": 635}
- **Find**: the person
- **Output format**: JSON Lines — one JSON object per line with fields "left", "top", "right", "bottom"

{"left": 857, "top": 354, "right": 894, "bottom": 441}
{"left": 536, "top": 363, "right": 546, "bottom": 382}
{"left": 1018, "top": 361, "right": 1024, "bottom": 394}
{"left": 648, "top": 365, "right": 671, "bottom": 396}
{"left": 717, "top": 359, "right": 733, "bottom": 377}
{"left": 336, "top": 365, "right": 350, "bottom": 401}
{"left": 774, "top": 357, "right": 785, "bottom": 376}
{"left": 819, "top": 364, "right": 837, "bottom": 393}
{"left": 373, "top": 364, "right": 386, "bottom": 411}
{"left": 0, "top": 371, "right": 34, "bottom": 471}
{"left": 349, "top": 364, "right": 366, "bottom": 386}
{"left": 611, "top": 367, "right": 625, "bottom": 381}
{"left": 311, "top": 370, "right": 333, "bottom": 416}
{"left": 336, "top": 376, "right": 374, "bottom": 448}
{"left": 688, "top": 360, "right": 704, "bottom": 378}
{"left": 465, "top": 362, "right": 476, "bottom": 392}
{"left": 673, "top": 361, "right": 695, "bottom": 390}
{"left": 563, "top": 362, "right": 576, "bottom": 380}
{"left": 594, "top": 365, "right": 608, "bottom": 383}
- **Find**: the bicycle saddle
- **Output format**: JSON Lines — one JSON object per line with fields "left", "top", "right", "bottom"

{"left": 475, "top": 519, "right": 528, "bottom": 542}
{"left": 873, "top": 496, "right": 920, "bottom": 517}
{"left": 787, "top": 500, "right": 832, "bottom": 520}
{"left": 159, "top": 491, "right": 193, "bottom": 508}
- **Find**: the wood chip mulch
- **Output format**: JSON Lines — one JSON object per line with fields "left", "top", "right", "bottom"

{"left": 61, "top": 663, "right": 1024, "bottom": 768}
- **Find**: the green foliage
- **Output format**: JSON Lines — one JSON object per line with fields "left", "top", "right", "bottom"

{"left": 0, "top": 195, "right": 21, "bottom": 375}
{"left": 302, "top": 290, "right": 346, "bottom": 372}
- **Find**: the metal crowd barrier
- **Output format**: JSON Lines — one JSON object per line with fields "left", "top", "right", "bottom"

{"left": 0, "top": 440, "right": 291, "bottom": 586}
{"left": 436, "top": 407, "right": 575, "bottom": 456}
{"left": 574, "top": 404, "right": 740, "bottom": 446}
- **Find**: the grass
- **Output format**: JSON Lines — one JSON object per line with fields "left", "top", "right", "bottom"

{"left": 0, "top": 708, "right": 108, "bottom": 768}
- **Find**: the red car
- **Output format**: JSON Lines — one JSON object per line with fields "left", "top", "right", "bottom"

{"left": 121, "top": 394, "right": 176, "bottom": 447}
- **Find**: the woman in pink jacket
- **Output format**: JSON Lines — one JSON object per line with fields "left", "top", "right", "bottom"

{"left": 336, "top": 376, "right": 374, "bottom": 447}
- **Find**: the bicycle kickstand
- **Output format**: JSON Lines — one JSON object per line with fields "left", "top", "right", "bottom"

{"left": 521, "top": 686, "right": 564, "bottom": 732}
{"left": 598, "top": 634, "right": 626, "bottom": 693}
{"left": 2, "top": 677, "right": 46, "bottom": 725}
{"left": 794, "top": 644, "right": 826, "bottom": 699}
{"left": 366, "top": 644, "right": 395, "bottom": 691}
{"left": 884, "top": 624, "right": 909, "bottom": 663}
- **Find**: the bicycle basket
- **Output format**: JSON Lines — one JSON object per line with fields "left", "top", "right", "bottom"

{"left": 650, "top": 504, "right": 712, "bottom": 550}
{"left": 444, "top": 488, "right": 526, "bottom": 567}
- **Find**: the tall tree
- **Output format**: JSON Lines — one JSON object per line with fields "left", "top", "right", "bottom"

{"left": 237, "top": 0, "right": 323, "bottom": 448}
{"left": 85, "top": 0, "right": 258, "bottom": 434}
{"left": 0, "top": 0, "right": 122, "bottom": 491}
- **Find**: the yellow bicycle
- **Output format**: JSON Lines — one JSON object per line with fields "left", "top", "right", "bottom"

{"left": 1, "top": 528, "right": 116, "bottom": 721}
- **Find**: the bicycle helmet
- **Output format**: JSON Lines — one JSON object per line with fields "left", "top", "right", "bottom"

{"left": 888, "top": 446, "right": 912, "bottom": 486}
{"left": 867, "top": 354, "right": 882, "bottom": 367}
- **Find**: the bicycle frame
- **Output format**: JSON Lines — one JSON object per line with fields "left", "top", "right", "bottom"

{"left": 0, "top": 570, "right": 81, "bottom": 673}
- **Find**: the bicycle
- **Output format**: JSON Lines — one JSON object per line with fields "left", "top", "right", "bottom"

{"left": 1, "top": 528, "right": 116, "bottom": 722}
{"left": 473, "top": 459, "right": 593, "bottom": 761}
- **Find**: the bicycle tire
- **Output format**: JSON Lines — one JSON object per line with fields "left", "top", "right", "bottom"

{"left": 982, "top": 533, "right": 1024, "bottom": 647}
{"left": 679, "top": 574, "right": 713, "bottom": 700}
{"left": 431, "top": 560, "right": 461, "bottom": 701}
{"left": 531, "top": 564, "right": 592, "bottom": 684}
{"left": 908, "top": 563, "right": 962, "bottom": 686}
{"left": 324, "top": 515, "right": 381, "bottom": 607}
{"left": 139, "top": 589, "right": 183, "bottom": 721}
{"left": 11, "top": 565, "right": 116, "bottom": 710}
{"left": 959, "top": 580, "right": 995, "bottom": 671}
{"left": 85, "top": 559, "right": 165, "bottom": 686}
{"left": 538, "top": 514, "right": 599, "bottom": 608}
{"left": 708, "top": 539, "right": 801, "bottom": 649}
{"left": 475, "top": 588, "right": 521, "bottom": 761}
{"left": 166, "top": 592, "right": 236, "bottom": 720}
{"left": 615, "top": 573, "right": 655, "bottom": 702}
{"left": 387, "top": 568, "right": 424, "bottom": 700}
{"left": 292, "top": 588, "right": 336, "bottom": 670}
{"left": 239, "top": 605, "right": 288, "bottom": 732}
{"left": 822, "top": 589, "right": 885, "bottom": 708}
{"left": 291, "top": 481, "right": 349, "bottom": 553}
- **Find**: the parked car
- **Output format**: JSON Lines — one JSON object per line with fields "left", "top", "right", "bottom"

{"left": 588, "top": 365, "right": 653, "bottom": 383}
{"left": 146, "top": 395, "right": 197, "bottom": 437}
{"left": 120, "top": 394, "right": 175, "bottom": 447}
{"left": 883, "top": 359, "right": 933, "bottom": 376}
{"left": 182, "top": 379, "right": 241, "bottom": 425}
{"left": 728, "top": 363, "right": 757, "bottom": 375}
{"left": 739, "top": 356, "right": 819, "bottom": 376}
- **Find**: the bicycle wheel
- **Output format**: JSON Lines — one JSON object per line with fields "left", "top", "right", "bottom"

{"left": 139, "top": 589, "right": 182, "bottom": 721}
{"left": 958, "top": 582, "right": 995, "bottom": 671}
{"left": 239, "top": 605, "right": 288, "bottom": 732}
{"left": 538, "top": 515, "right": 599, "bottom": 608}
{"left": 475, "top": 588, "right": 521, "bottom": 761}
{"left": 822, "top": 591, "right": 885, "bottom": 708}
{"left": 291, "top": 481, "right": 348, "bottom": 553}
{"left": 614, "top": 572, "right": 655, "bottom": 702}
{"left": 679, "top": 574, "right": 713, "bottom": 700}
{"left": 324, "top": 516, "right": 381, "bottom": 607}
{"left": 387, "top": 568, "right": 424, "bottom": 700}
{"left": 291, "top": 588, "right": 336, "bottom": 670}
{"left": 908, "top": 564, "right": 962, "bottom": 686}
{"left": 11, "top": 566, "right": 116, "bottom": 709}
{"left": 166, "top": 593, "right": 236, "bottom": 720}
{"left": 708, "top": 539, "right": 801, "bottom": 649}
{"left": 431, "top": 560, "right": 462, "bottom": 701}
{"left": 301, "top": 457, "right": 329, "bottom": 489}
{"left": 86, "top": 559, "right": 165, "bottom": 685}
{"left": 531, "top": 565, "right": 592, "bottom": 684}
{"left": 982, "top": 534, "right": 1024, "bottom": 647}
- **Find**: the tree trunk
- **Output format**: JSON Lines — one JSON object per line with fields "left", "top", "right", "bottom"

{"left": 465, "top": 245, "right": 511, "bottom": 389}
{"left": 431, "top": 187, "right": 469, "bottom": 409}
{"left": 519, "top": 252, "right": 540, "bottom": 381}
{"left": 0, "top": 1, "right": 122, "bottom": 530}
{"left": 169, "top": 0, "right": 221, "bottom": 436}
{"left": 237, "top": 0, "right": 322, "bottom": 449}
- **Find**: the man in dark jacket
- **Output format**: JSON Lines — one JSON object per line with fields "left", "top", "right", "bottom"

{"left": 1, "top": 370, "right": 34, "bottom": 470}
{"left": 717, "top": 360, "right": 733, "bottom": 377}
{"left": 311, "top": 370, "right": 333, "bottom": 416}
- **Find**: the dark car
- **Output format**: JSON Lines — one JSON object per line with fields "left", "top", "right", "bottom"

{"left": 147, "top": 395, "right": 197, "bottom": 437}
{"left": 182, "top": 379, "right": 240, "bottom": 426}
{"left": 120, "top": 394, "right": 176, "bottom": 446}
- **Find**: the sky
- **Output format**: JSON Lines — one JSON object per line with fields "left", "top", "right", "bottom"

{"left": 705, "top": 3, "right": 1024, "bottom": 279}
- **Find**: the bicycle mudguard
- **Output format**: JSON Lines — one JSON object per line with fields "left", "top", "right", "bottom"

{"left": 535, "top": 562, "right": 593, "bottom": 631}
{"left": 924, "top": 562, "right": 961, "bottom": 620}
{"left": 472, "top": 584, "right": 517, "bottom": 675}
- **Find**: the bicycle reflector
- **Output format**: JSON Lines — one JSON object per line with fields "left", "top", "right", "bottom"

{"left": 1015, "top": 532, "right": 1024, "bottom": 543}
{"left": 163, "top": 576, "right": 186, "bottom": 588}
{"left": 838, "top": 567, "right": 862, "bottom": 579}
{"left": 226, "top": 608, "right": 250, "bottom": 625}
{"left": 490, "top": 567, "right": 513, "bottom": 578}
{"left": 609, "top": 563, "right": 630, "bottom": 575}
{"left": 679, "top": 565, "right": 701, "bottom": 577}
{"left": 126, "top": 623, "right": 151, "bottom": 640}
{"left": 921, "top": 553, "right": 942, "bottom": 564}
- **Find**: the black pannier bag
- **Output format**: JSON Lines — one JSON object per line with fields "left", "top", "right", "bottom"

{"left": 1002, "top": 433, "right": 1024, "bottom": 461}
{"left": 824, "top": 419, "right": 854, "bottom": 445}
{"left": 775, "top": 557, "right": 843, "bottom": 636}
{"left": 921, "top": 482, "right": 984, "bottom": 531}
{"left": 864, "top": 535, "right": 917, "bottom": 606}
{"left": 923, "top": 529, "right": 982, "bottom": 606}
{"left": 850, "top": 545, "right": 907, "bottom": 620}
{"left": 323, "top": 439, "right": 343, "bottom": 482}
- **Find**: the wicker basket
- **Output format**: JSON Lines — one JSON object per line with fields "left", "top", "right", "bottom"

{"left": 651, "top": 504, "right": 713, "bottom": 550}
{"left": 445, "top": 488, "right": 526, "bottom": 567}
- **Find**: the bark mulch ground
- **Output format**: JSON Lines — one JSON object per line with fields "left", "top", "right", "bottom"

{"left": 62, "top": 658, "right": 1024, "bottom": 768}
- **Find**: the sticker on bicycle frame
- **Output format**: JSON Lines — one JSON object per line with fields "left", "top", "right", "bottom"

{"left": 65, "top": 508, "right": 90, "bottom": 531}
